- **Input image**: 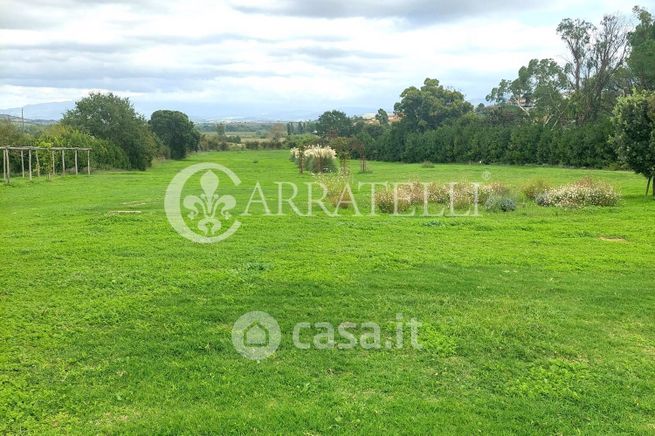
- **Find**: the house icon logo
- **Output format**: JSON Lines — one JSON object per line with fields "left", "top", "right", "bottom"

{"left": 232, "top": 311, "right": 281, "bottom": 361}
{"left": 244, "top": 321, "right": 269, "bottom": 346}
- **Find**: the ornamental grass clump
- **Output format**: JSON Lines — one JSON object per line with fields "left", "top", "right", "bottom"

{"left": 437, "top": 182, "right": 509, "bottom": 209}
{"left": 522, "top": 179, "right": 551, "bottom": 200}
{"left": 478, "top": 182, "right": 511, "bottom": 204}
{"left": 290, "top": 145, "right": 337, "bottom": 173}
{"left": 426, "top": 182, "right": 449, "bottom": 203}
{"left": 400, "top": 181, "right": 429, "bottom": 204}
{"left": 374, "top": 187, "right": 412, "bottom": 214}
{"left": 537, "top": 177, "right": 619, "bottom": 208}
{"left": 372, "top": 182, "right": 517, "bottom": 214}
{"left": 315, "top": 172, "right": 352, "bottom": 208}
{"left": 398, "top": 181, "right": 451, "bottom": 206}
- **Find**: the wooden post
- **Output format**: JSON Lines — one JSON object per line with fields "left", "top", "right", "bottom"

{"left": 35, "top": 150, "right": 40, "bottom": 177}
{"left": 61, "top": 149, "right": 65, "bottom": 175}
{"left": 74, "top": 149, "right": 78, "bottom": 175}
{"left": 5, "top": 148, "right": 9, "bottom": 183}
{"left": 87, "top": 150, "right": 91, "bottom": 175}
{"left": 21, "top": 150, "right": 25, "bottom": 177}
{"left": 28, "top": 149, "right": 32, "bottom": 181}
{"left": 2, "top": 148, "right": 6, "bottom": 183}
{"left": 51, "top": 150, "right": 55, "bottom": 175}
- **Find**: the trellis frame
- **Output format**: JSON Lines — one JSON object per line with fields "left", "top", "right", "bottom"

{"left": 1, "top": 146, "right": 92, "bottom": 183}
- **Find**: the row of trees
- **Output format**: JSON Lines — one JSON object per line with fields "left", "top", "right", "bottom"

{"left": 291, "top": 6, "right": 654, "bottom": 192}
{"left": 63, "top": 93, "right": 200, "bottom": 167}
{"left": 1, "top": 93, "right": 201, "bottom": 171}
{"left": 2, "top": 7, "right": 651, "bottom": 183}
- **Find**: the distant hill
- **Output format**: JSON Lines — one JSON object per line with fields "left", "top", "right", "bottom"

{"left": 0, "top": 101, "right": 73, "bottom": 121}
{"left": 0, "top": 114, "right": 57, "bottom": 126}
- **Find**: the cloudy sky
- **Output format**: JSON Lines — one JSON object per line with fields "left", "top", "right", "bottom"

{"left": 0, "top": 0, "right": 639, "bottom": 120}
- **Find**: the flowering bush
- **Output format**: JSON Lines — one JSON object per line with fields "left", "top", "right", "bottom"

{"left": 537, "top": 178, "right": 619, "bottom": 208}
{"left": 290, "top": 145, "right": 337, "bottom": 173}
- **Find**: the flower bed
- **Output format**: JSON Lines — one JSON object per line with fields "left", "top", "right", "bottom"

{"left": 536, "top": 178, "right": 619, "bottom": 208}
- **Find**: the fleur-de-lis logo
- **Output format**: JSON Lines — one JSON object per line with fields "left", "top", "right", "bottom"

{"left": 183, "top": 171, "right": 236, "bottom": 236}
{"left": 165, "top": 163, "right": 241, "bottom": 243}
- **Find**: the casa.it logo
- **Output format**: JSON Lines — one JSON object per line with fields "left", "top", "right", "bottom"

{"left": 164, "top": 163, "right": 241, "bottom": 243}
{"left": 231, "top": 311, "right": 282, "bottom": 361}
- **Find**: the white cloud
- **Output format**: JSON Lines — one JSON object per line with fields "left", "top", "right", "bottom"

{"left": 0, "top": 0, "right": 640, "bottom": 118}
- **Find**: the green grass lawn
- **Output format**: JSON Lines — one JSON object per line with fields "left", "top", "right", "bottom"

{"left": 2, "top": 150, "right": 654, "bottom": 433}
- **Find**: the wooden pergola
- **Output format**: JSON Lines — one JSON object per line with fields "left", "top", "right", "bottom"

{"left": 2, "top": 146, "right": 92, "bottom": 183}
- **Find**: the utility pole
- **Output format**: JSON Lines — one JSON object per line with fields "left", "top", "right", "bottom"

{"left": 21, "top": 108, "right": 25, "bottom": 133}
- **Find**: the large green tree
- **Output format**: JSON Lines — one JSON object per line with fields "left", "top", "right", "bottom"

{"left": 393, "top": 78, "right": 472, "bottom": 133}
{"left": 149, "top": 110, "right": 199, "bottom": 160}
{"left": 487, "top": 58, "right": 569, "bottom": 127}
{"left": 612, "top": 90, "right": 655, "bottom": 195}
{"left": 316, "top": 110, "right": 352, "bottom": 137}
{"left": 375, "top": 108, "right": 389, "bottom": 125}
{"left": 62, "top": 92, "right": 158, "bottom": 170}
{"left": 0, "top": 119, "right": 29, "bottom": 147}
{"left": 628, "top": 6, "right": 655, "bottom": 90}
{"left": 557, "top": 14, "right": 630, "bottom": 124}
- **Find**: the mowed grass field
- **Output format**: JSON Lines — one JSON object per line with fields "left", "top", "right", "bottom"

{"left": 2, "top": 150, "right": 655, "bottom": 433}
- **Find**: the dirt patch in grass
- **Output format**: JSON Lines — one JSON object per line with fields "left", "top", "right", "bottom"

{"left": 599, "top": 236, "right": 627, "bottom": 243}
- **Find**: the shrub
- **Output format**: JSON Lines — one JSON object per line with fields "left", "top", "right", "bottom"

{"left": 199, "top": 134, "right": 223, "bottom": 151}
{"left": 446, "top": 182, "right": 481, "bottom": 209}
{"left": 485, "top": 196, "right": 517, "bottom": 212}
{"left": 315, "top": 172, "right": 352, "bottom": 208}
{"left": 500, "top": 198, "right": 517, "bottom": 212}
{"left": 400, "top": 181, "right": 427, "bottom": 204}
{"left": 260, "top": 140, "right": 284, "bottom": 150}
{"left": 394, "top": 181, "right": 448, "bottom": 205}
{"left": 522, "top": 179, "right": 551, "bottom": 200}
{"left": 538, "top": 177, "right": 620, "bottom": 208}
{"left": 426, "top": 182, "right": 449, "bottom": 203}
{"left": 371, "top": 181, "right": 516, "bottom": 214}
{"left": 535, "top": 193, "right": 549, "bottom": 206}
{"left": 37, "top": 124, "right": 129, "bottom": 170}
{"left": 374, "top": 187, "right": 411, "bottom": 213}
{"left": 421, "top": 160, "right": 435, "bottom": 168}
{"left": 478, "top": 182, "right": 511, "bottom": 203}
{"left": 227, "top": 143, "right": 245, "bottom": 151}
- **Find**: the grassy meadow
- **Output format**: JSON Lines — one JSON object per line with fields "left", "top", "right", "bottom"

{"left": 201, "top": 130, "right": 272, "bottom": 142}
{"left": 1, "top": 150, "right": 655, "bottom": 433}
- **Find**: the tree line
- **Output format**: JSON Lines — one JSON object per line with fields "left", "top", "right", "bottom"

{"left": 1, "top": 93, "right": 201, "bottom": 171}
{"left": 294, "top": 6, "right": 654, "bottom": 192}
{"left": 1, "top": 6, "right": 652, "bottom": 188}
